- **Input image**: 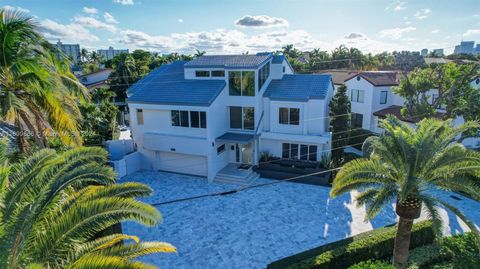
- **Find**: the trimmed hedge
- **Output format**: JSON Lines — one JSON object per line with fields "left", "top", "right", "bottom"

{"left": 406, "top": 243, "right": 442, "bottom": 269}
{"left": 267, "top": 221, "right": 435, "bottom": 269}
{"left": 348, "top": 260, "right": 395, "bottom": 269}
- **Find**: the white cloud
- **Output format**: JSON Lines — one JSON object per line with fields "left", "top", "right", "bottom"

{"left": 83, "top": 7, "right": 98, "bottom": 14}
{"left": 464, "top": 29, "right": 480, "bottom": 36}
{"left": 104, "top": 12, "right": 118, "bottom": 24}
{"left": 386, "top": 1, "right": 407, "bottom": 11}
{"left": 178, "top": 18, "right": 184, "bottom": 23}
{"left": 414, "top": 9, "right": 431, "bottom": 19}
{"left": 38, "top": 19, "right": 99, "bottom": 42}
{"left": 2, "top": 5, "right": 30, "bottom": 13}
{"left": 74, "top": 16, "right": 117, "bottom": 32}
{"left": 431, "top": 29, "right": 440, "bottom": 34}
{"left": 379, "top": 26, "right": 416, "bottom": 40}
{"left": 117, "top": 28, "right": 403, "bottom": 54}
{"left": 113, "top": 0, "right": 134, "bottom": 5}
{"left": 234, "top": 15, "right": 289, "bottom": 28}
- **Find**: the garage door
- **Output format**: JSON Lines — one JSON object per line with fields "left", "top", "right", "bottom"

{"left": 156, "top": 151, "right": 207, "bottom": 177}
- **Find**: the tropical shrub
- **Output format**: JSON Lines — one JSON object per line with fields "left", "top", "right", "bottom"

{"left": 0, "top": 144, "right": 175, "bottom": 268}
{"left": 438, "top": 232, "right": 479, "bottom": 269}
{"left": 348, "top": 260, "right": 395, "bottom": 269}
{"left": 406, "top": 243, "right": 442, "bottom": 269}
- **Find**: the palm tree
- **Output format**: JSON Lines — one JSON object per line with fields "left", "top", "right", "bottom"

{"left": 331, "top": 116, "right": 480, "bottom": 269}
{"left": 0, "top": 9, "right": 88, "bottom": 152}
{"left": 0, "top": 144, "right": 175, "bottom": 269}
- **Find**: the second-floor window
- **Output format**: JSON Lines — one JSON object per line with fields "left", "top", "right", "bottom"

{"left": 351, "top": 89, "right": 365, "bottom": 103}
{"left": 229, "top": 106, "right": 254, "bottom": 130}
{"left": 171, "top": 110, "right": 206, "bottom": 128}
{"left": 279, "top": 107, "right": 300, "bottom": 125}
{"left": 195, "top": 70, "right": 210, "bottom": 77}
{"left": 258, "top": 63, "right": 270, "bottom": 91}
{"left": 229, "top": 71, "right": 255, "bottom": 96}
{"left": 380, "top": 91, "right": 388, "bottom": 104}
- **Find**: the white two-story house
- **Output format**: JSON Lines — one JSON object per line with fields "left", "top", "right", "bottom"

{"left": 127, "top": 53, "right": 334, "bottom": 182}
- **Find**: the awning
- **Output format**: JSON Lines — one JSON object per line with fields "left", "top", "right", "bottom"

{"left": 216, "top": 132, "right": 257, "bottom": 144}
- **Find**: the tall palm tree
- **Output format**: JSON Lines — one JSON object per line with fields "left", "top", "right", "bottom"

{"left": 0, "top": 9, "right": 88, "bottom": 152}
{"left": 331, "top": 116, "right": 480, "bottom": 269}
{"left": 0, "top": 144, "right": 175, "bottom": 269}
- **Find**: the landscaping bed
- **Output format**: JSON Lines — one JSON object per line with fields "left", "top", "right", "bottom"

{"left": 255, "top": 158, "right": 331, "bottom": 186}
{"left": 266, "top": 221, "right": 435, "bottom": 269}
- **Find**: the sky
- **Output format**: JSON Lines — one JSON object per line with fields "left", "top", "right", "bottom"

{"left": 2, "top": 0, "right": 480, "bottom": 55}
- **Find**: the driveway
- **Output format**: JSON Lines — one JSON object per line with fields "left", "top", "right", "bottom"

{"left": 120, "top": 170, "right": 480, "bottom": 269}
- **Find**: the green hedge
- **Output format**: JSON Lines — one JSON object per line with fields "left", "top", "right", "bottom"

{"left": 348, "top": 260, "right": 395, "bottom": 269}
{"left": 267, "top": 221, "right": 435, "bottom": 269}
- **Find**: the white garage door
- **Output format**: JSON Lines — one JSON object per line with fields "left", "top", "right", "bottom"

{"left": 156, "top": 151, "right": 207, "bottom": 177}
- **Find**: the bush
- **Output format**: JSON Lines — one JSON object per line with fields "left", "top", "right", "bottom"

{"left": 348, "top": 260, "right": 395, "bottom": 269}
{"left": 349, "top": 129, "right": 375, "bottom": 151}
{"left": 438, "top": 232, "right": 479, "bottom": 269}
{"left": 267, "top": 221, "right": 435, "bottom": 269}
{"left": 407, "top": 243, "right": 442, "bottom": 269}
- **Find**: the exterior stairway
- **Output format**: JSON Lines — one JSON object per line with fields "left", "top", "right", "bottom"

{"left": 213, "top": 163, "right": 260, "bottom": 186}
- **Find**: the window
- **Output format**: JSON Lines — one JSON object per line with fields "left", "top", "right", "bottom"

{"left": 211, "top": 70, "right": 225, "bottom": 77}
{"left": 136, "top": 109, "right": 143, "bottom": 125}
{"left": 190, "top": 111, "right": 199, "bottom": 128}
{"left": 229, "top": 71, "right": 254, "bottom": 96}
{"left": 351, "top": 89, "right": 365, "bottom": 103}
{"left": 282, "top": 66, "right": 286, "bottom": 73}
{"left": 229, "top": 106, "right": 254, "bottom": 130}
{"left": 195, "top": 70, "right": 210, "bottom": 77}
{"left": 278, "top": 107, "right": 300, "bottom": 125}
{"left": 228, "top": 71, "right": 241, "bottom": 96}
{"left": 282, "top": 143, "right": 318, "bottom": 161}
{"left": 229, "top": 106, "right": 242, "bottom": 129}
{"left": 242, "top": 71, "right": 255, "bottom": 96}
{"left": 351, "top": 113, "right": 363, "bottom": 128}
{"left": 258, "top": 63, "right": 270, "bottom": 91}
{"left": 171, "top": 110, "right": 206, "bottom": 128}
{"left": 217, "top": 144, "right": 225, "bottom": 154}
{"left": 243, "top": 107, "right": 255, "bottom": 130}
{"left": 279, "top": 108, "right": 289, "bottom": 124}
{"left": 380, "top": 91, "right": 388, "bottom": 104}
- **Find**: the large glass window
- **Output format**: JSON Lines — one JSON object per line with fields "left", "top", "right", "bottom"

{"left": 228, "top": 71, "right": 241, "bottom": 96}
{"left": 229, "top": 71, "right": 255, "bottom": 96}
{"left": 229, "top": 106, "right": 242, "bottom": 129}
{"left": 258, "top": 63, "right": 270, "bottom": 91}
{"left": 171, "top": 110, "right": 206, "bottom": 128}
{"left": 244, "top": 107, "right": 254, "bottom": 130}
{"left": 242, "top": 71, "right": 255, "bottom": 96}
{"left": 229, "top": 106, "right": 254, "bottom": 130}
{"left": 279, "top": 107, "right": 300, "bottom": 125}
{"left": 282, "top": 143, "right": 318, "bottom": 161}
{"left": 190, "top": 111, "right": 199, "bottom": 128}
{"left": 195, "top": 70, "right": 210, "bottom": 77}
{"left": 351, "top": 113, "right": 363, "bottom": 128}
{"left": 351, "top": 89, "right": 365, "bottom": 103}
{"left": 380, "top": 91, "right": 388, "bottom": 104}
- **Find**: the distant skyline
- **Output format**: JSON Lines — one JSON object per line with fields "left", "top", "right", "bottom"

{"left": 2, "top": 0, "right": 480, "bottom": 54}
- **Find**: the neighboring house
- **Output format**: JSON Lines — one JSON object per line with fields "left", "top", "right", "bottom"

{"left": 320, "top": 70, "right": 358, "bottom": 91}
{"left": 127, "top": 53, "right": 334, "bottom": 182}
{"left": 77, "top": 69, "right": 113, "bottom": 89}
{"left": 344, "top": 71, "right": 406, "bottom": 133}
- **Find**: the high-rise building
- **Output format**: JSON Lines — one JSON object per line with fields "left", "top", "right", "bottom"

{"left": 53, "top": 40, "right": 81, "bottom": 64}
{"left": 432, "top": 48, "right": 444, "bottom": 57}
{"left": 97, "top": 46, "right": 129, "bottom": 60}
{"left": 421, "top": 48, "right": 428, "bottom": 57}
{"left": 453, "top": 41, "right": 475, "bottom": 55}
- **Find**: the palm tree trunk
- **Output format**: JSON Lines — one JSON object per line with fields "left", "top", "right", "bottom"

{"left": 393, "top": 216, "right": 414, "bottom": 269}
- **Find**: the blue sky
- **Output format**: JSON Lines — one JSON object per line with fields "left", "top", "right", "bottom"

{"left": 2, "top": 0, "right": 480, "bottom": 54}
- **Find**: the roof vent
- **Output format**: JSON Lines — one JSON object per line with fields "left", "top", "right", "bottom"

{"left": 356, "top": 76, "right": 361, "bottom": 81}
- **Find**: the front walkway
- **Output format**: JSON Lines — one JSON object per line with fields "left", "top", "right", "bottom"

{"left": 120, "top": 170, "right": 480, "bottom": 269}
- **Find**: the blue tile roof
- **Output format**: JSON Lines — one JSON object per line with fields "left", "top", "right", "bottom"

{"left": 127, "top": 61, "right": 226, "bottom": 106}
{"left": 264, "top": 74, "right": 332, "bottom": 101}
{"left": 184, "top": 53, "right": 272, "bottom": 69}
{"left": 272, "top": 55, "right": 286, "bottom": 64}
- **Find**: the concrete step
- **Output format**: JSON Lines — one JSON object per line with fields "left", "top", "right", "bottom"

{"left": 213, "top": 171, "right": 260, "bottom": 186}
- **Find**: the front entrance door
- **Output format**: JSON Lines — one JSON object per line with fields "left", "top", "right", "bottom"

{"left": 241, "top": 143, "right": 253, "bottom": 164}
